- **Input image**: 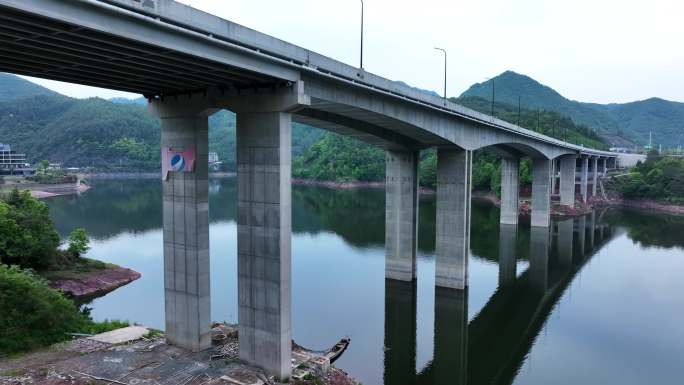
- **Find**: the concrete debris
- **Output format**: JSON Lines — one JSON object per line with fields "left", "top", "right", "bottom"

{"left": 88, "top": 326, "right": 149, "bottom": 344}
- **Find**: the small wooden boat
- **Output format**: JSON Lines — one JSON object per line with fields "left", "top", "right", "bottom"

{"left": 326, "top": 337, "right": 351, "bottom": 363}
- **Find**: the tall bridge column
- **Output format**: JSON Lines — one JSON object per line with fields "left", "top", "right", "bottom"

{"left": 559, "top": 155, "right": 577, "bottom": 207}
{"left": 152, "top": 98, "right": 213, "bottom": 352}
{"left": 500, "top": 157, "right": 519, "bottom": 225}
{"left": 531, "top": 158, "right": 552, "bottom": 227}
{"left": 551, "top": 159, "right": 557, "bottom": 195}
{"left": 385, "top": 150, "right": 419, "bottom": 281}
{"left": 591, "top": 157, "right": 599, "bottom": 198}
{"left": 435, "top": 148, "right": 472, "bottom": 290}
{"left": 580, "top": 156, "right": 589, "bottom": 203}
{"left": 236, "top": 111, "right": 292, "bottom": 379}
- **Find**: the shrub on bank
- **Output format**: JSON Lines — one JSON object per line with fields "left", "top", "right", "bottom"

{"left": 612, "top": 156, "right": 684, "bottom": 204}
{"left": 0, "top": 264, "right": 90, "bottom": 353}
{"left": 0, "top": 265, "right": 131, "bottom": 354}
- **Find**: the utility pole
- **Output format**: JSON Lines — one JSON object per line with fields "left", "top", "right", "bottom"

{"left": 359, "top": 0, "right": 364, "bottom": 69}
{"left": 491, "top": 80, "right": 495, "bottom": 117}
{"left": 434, "top": 48, "right": 447, "bottom": 100}
{"left": 517, "top": 96, "right": 521, "bottom": 126}
{"left": 536, "top": 110, "right": 540, "bottom": 132}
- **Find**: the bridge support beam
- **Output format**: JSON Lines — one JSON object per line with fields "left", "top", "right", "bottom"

{"left": 559, "top": 155, "right": 577, "bottom": 207}
{"left": 435, "top": 148, "right": 472, "bottom": 290}
{"left": 531, "top": 159, "right": 552, "bottom": 228}
{"left": 580, "top": 156, "right": 589, "bottom": 203}
{"left": 236, "top": 111, "right": 292, "bottom": 379}
{"left": 591, "top": 157, "right": 599, "bottom": 198}
{"left": 385, "top": 150, "right": 419, "bottom": 281}
{"left": 551, "top": 159, "right": 557, "bottom": 195}
{"left": 153, "top": 98, "right": 212, "bottom": 353}
{"left": 500, "top": 158, "right": 519, "bottom": 225}
{"left": 498, "top": 223, "right": 518, "bottom": 286}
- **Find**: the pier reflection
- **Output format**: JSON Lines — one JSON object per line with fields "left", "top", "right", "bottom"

{"left": 384, "top": 210, "right": 614, "bottom": 385}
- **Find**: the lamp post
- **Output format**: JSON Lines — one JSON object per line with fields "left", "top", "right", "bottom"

{"left": 434, "top": 47, "right": 447, "bottom": 99}
{"left": 491, "top": 79, "right": 495, "bottom": 116}
{"left": 360, "top": 0, "right": 364, "bottom": 69}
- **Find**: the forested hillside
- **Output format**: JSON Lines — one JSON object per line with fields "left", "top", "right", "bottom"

{"left": 461, "top": 71, "right": 684, "bottom": 147}
{"left": 0, "top": 73, "right": 57, "bottom": 102}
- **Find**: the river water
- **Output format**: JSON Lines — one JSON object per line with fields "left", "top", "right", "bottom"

{"left": 46, "top": 178, "right": 684, "bottom": 385}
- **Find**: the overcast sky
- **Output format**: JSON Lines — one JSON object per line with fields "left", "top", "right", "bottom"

{"left": 21, "top": 0, "right": 684, "bottom": 103}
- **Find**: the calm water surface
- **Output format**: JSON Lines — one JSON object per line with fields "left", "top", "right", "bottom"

{"left": 46, "top": 178, "right": 684, "bottom": 385}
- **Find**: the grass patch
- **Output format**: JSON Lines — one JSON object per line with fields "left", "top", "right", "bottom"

{"left": 83, "top": 319, "right": 130, "bottom": 335}
{"left": 39, "top": 258, "right": 116, "bottom": 281}
{"left": 0, "top": 368, "right": 27, "bottom": 377}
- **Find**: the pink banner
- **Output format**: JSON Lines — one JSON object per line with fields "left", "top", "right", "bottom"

{"left": 162, "top": 145, "right": 196, "bottom": 180}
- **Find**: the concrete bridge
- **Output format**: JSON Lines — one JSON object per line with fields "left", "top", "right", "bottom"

{"left": 0, "top": 0, "right": 643, "bottom": 378}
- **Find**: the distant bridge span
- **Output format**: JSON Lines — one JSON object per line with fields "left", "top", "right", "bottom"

{"left": 0, "top": 0, "right": 644, "bottom": 378}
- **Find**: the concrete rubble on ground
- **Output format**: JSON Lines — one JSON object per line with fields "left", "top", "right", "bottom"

{"left": 0, "top": 323, "right": 357, "bottom": 385}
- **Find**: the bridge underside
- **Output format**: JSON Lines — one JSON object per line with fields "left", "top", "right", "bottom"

{"left": 0, "top": 3, "right": 282, "bottom": 96}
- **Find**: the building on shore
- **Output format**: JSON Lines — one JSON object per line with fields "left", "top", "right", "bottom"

{"left": 0, "top": 143, "right": 35, "bottom": 176}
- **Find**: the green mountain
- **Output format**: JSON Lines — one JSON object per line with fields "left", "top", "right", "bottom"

{"left": 0, "top": 73, "right": 58, "bottom": 102}
{"left": 461, "top": 71, "right": 684, "bottom": 148}
{"left": 0, "top": 73, "right": 322, "bottom": 171}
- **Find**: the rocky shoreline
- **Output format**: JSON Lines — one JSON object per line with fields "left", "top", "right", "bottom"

{"left": 48, "top": 266, "right": 141, "bottom": 299}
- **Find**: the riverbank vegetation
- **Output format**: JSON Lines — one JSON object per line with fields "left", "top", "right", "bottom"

{"left": 0, "top": 265, "right": 130, "bottom": 354}
{"left": 609, "top": 153, "right": 684, "bottom": 204}
{"left": 0, "top": 190, "right": 130, "bottom": 354}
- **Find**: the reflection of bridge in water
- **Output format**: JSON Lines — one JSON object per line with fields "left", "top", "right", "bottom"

{"left": 384, "top": 211, "right": 614, "bottom": 385}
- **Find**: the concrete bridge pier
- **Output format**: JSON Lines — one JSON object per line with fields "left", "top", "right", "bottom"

{"left": 529, "top": 226, "right": 550, "bottom": 292}
{"left": 498, "top": 223, "right": 518, "bottom": 286}
{"left": 435, "top": 148, "right": 472, "bottom": 290}
{"left": 385, "top": 150, "right": 420, "bottom": 281}
{"left": 559, "top": 155, "right": 577, "bottom": 207}
{"left": 152, "top": 97, "right": 214, "bottom": 353}
{"left": 500, "top": 157, "right": 520, "bottom": 225}
{"left": 591, "top": 157, "right": 599, "bottom": 197}
{"left": 531, "top": 159, "right": 552, "bottom": 227}
{"left": 580, "top": 156, "right": 589, "bottom": 203}
{"left": 557, "top": 218, "right": 574, "bottom": 268}
{"left": 551, "top": 159, "right": 558, "bottom": 195}
{"left": 236, "top": 110, "right": 293, "bottom": 379}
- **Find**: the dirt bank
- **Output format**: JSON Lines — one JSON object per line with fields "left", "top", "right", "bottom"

{"left": 0, "top": 326, "right": 359, "bottom": 385}
{"left": 48, "top": 266, "right": 141, "bottom": 299}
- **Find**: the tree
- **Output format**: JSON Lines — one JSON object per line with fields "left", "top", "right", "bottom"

{"left": 67, "top": 228, "right": 90, "bottom": 257}
{"left": 0, "top": 190, "right": 60, "bottom": 269}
